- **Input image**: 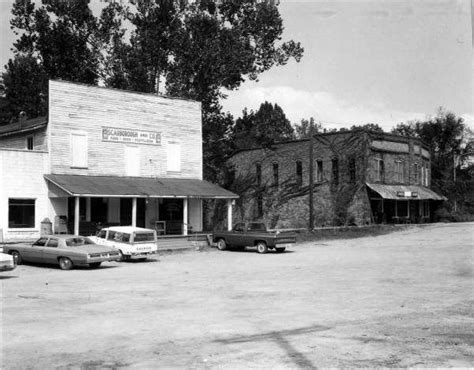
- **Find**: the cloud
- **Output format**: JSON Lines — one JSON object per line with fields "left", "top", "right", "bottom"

{"left": 221, "top": 86, "right": 428, "bottom": 131}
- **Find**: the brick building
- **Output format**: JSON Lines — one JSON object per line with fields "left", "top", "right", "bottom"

{"left": 228, "top": 130, "right": 445, "bottom": 228}
{"left": 0, "top": 80, "right": 237, "bottom": 242}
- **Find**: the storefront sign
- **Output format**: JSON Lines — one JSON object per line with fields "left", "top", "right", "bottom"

{"left": 102, "top": 127, "right": 161, "bottom": 145}
{"left": 396, "top": 191, "right": 418, "bottom": 198}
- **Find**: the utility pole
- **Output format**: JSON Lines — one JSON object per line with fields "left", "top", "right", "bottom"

{"left": 308, "top": 119, "right": 314, "bottom": 230}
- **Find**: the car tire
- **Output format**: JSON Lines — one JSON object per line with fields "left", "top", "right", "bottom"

{"left": 58, "top": 257, "right": 73, "bottom": 270}
{"left": 89, "top": 262, "right": 101, "bottom": 268}
{"left": 256, "top": 242, "right": 268, "bottom": 254}
{"left": 275, "top": 247, "right": 286, "bottom": 253}
{"left": 217, "top": 239, "right": 227, "bottom": 251}
{"left": 118, "top": 250, "right": 127, "bottom": 262}
{"left": 11, "top": 251, "right": 22, "bottom": 265}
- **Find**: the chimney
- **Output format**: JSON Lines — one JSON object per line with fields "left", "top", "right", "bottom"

{"left": 18, "top": 111, "right": 27, "bottom": 127}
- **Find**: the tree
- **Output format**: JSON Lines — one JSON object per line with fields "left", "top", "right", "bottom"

{"left": 294, "top": 117, "right": 323, "bottom": 139}
{"left": 350, "top": 123, "right": 384, "bottom": 133}
{"left": 1, "top": 0, "right": 103, "bottom": 122}
{"left": 2, "top": 55, "right": 48, "bottom": 121}
{"left": 231, "top": 101, "right": 295, "bottom": 149}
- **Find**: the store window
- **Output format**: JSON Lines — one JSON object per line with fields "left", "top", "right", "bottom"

{"left": 256, "top": 163, "right": 262, "bottom": 186}
{"left": 26, "top": 135, "right": 34, "bottom": 150}
{"left": 272, "top": 163, "right": 279, "bottom": 186}
{"left": 71, "top": 132, "right": 88, "bottom": 168}
{"left": 167, "top": 141, "right": 181, "bottom": 172}
{"left": 396, "top": 200, "right": 408, "bottom": 218}
{"left": 316, "top": 160, "right": 323, "bottom": 183}
{"left": 348, "top": 157, "right": 356, "bottom": 182}
{"left": 395, "top": 160, "right": 404, "bottom": 183}
{"left": 8, "top": 199, "right": 35, "bottom": 228}
{"left": 332, "top": 158, "right": 339, "bottom": 185}
{"left": 296, "top": 160, "right": 303, "bottom": 186}
{"left": 374, "top": 158, "right": 384, "bottom": 182}
{"left": 413, "top": 163, "right": 419, "bottom": 184}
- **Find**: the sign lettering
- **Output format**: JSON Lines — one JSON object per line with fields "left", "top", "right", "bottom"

{"left": 102, "top": 127, "right": 161, "bottom": 146}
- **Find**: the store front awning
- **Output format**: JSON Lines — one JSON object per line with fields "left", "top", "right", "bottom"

{"left": 366, "top": 183, "right": 446, "bottom": 201}
{"left": 45, "top": 174, "right": 238, "bottom": 199}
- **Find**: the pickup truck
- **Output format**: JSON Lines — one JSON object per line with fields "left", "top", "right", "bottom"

{"left": 212, "top": 222, "right": 296, "bottom": 254}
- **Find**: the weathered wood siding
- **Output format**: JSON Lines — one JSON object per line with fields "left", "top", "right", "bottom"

{"left": 49, "top": 80, "right": 202, "bottom": 179}
{"left": 0, "top": 128, "right": 48, "bottom": 151}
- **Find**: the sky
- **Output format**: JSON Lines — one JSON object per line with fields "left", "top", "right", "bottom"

{"left": 0, "top": 0, "right": 472, "bottom": 131}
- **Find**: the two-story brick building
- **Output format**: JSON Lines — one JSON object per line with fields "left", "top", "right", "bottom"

{"left": 228, "top": 130, "right": 445, "bottom": 228}
{"left": 0, "top": 80, "right": 237, "bottom": 242}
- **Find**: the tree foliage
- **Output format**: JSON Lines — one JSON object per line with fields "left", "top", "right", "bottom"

{"left": 231, "top": 101, "right": 295, "bottom": 149}
{"left": 2, "top": 0, "right": 304, "bottom": 182}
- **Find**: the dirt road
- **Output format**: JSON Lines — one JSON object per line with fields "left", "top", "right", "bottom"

{"left": 1, "top": 223, "right": 473, "bottom": 368}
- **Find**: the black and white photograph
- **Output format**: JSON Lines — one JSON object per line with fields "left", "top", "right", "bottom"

{"left": 0, "top": 0, "right": 472, "bottom": 368}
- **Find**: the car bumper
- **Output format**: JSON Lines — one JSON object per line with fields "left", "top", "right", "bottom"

{"left": 275, "top": 243, "right": 293, "bottom": 249}
{"left": 86, "top": 254, "right": 122, "bottom": 264}
{"left": 0, "top": 262, "right": 16, "bottom": 272}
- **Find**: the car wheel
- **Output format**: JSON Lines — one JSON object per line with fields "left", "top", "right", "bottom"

{"left": 89, "top": 262, "right": 101, "bottom": 268}
{"left": 11, "top": 251, "right": 22, "bottom": 265}
{"left": 217, "top": 239, "right": 227, "bottom": 251}
{"left": 256, "top": 242, "right": 268, "bottom": 254}
{"left": 118, "top": 250, "right": 126, "bottom": 262}
{"left": 59, "top": 257, "right": 73, "bottom": 270}
{"left": 275, "top": 247, "right": 286, "bottom": 253}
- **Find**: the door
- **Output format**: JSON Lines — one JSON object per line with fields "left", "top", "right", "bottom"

{"left": 42, "top": 237, "right": 60, "bottom": 264}
{"left": 23, "top": 237, "right": 48, "bottom": 262}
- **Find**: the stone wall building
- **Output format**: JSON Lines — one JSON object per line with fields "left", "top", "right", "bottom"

{"left": 228, "top": 130, "right": 445, "bottom": 228}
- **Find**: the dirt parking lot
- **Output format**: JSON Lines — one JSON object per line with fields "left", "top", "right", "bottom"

{"left": 1, "top": 223, "right": 473, "bottom": 368}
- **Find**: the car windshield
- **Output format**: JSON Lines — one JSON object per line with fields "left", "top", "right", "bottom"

{"left": 133, "top": 232, "right": 155, "bottom": 242}
{"left": 66, "top": 237, "right": 95, "bottom": 247}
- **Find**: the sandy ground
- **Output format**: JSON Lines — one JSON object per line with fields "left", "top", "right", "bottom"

{"left": 1, "top": 222, "right": 473, "bottom": 368}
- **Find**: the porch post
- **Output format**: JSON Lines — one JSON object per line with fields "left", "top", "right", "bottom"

{"left": 227, "top": 199, "right": 233, "bottom": 231}
{"left": 86, "top": 198, "right": 91, "bottom": 222}
{"left": 183, "top": 198, "right": 188, "bottom": 236}
{"left": 132, "top": 197, "right": 137, "bottom": 227}
{"left": 74, "top": 196, "right": 80, "bottom": 235}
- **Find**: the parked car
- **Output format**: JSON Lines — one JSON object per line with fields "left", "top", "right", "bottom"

{"left": 2, "top": 235, "right": 121, "bottom": 270}
{"left": 0, "top": 252, "right": 16, "bottom": 272}
{"left": 212, "top": 222, "right": 296, "bottom": 254}
{"left": 89, "top": 226, "right": 158, "bottom": 261}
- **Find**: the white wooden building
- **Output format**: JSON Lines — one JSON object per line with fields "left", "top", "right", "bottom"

{"left": 0, "top": 80, "right": 237, "bottom": 242}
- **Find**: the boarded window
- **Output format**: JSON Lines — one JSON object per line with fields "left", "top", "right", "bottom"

{"left": 8, "top": 199, "right": 35, "bottom": 228}
{"left": 395, "top": 160, "right": 404, "bottom": 183}
{"left": 167, "top": 141, "right": 181, "bottom": 172}
{"left": 71, "top": 132, "right": 88, "bottom": 168}
{"left": 257, "top": 195, "right": 263, "bottom": 217}
{"left": 125, "top": 146, "right": 140, "bottom": 176}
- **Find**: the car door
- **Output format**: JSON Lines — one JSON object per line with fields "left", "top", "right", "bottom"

{"left": 24, "top": 237, "right": 48, "bottom": 262}
{"left": 228, "top": 223, "right": 245, "bottom": 246}
{"left": 42, "top": 237, "right": 60, "bottom": 264}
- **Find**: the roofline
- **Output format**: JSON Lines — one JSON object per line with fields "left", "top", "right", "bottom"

{"left": 0, "top": 117, "right": 48, "bottom": 137}
{"left": 228, "top": 129, "right": 430, "bottom": 158}
{"left": 50, "top": 79, "right": 201, "bottom": 105}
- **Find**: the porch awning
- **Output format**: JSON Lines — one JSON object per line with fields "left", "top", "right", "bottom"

{"left": 366, "top": 183, "right": 446, "bottom": 201}
{"left": 44, "top": 174, "right": 238, "bottom": 199}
